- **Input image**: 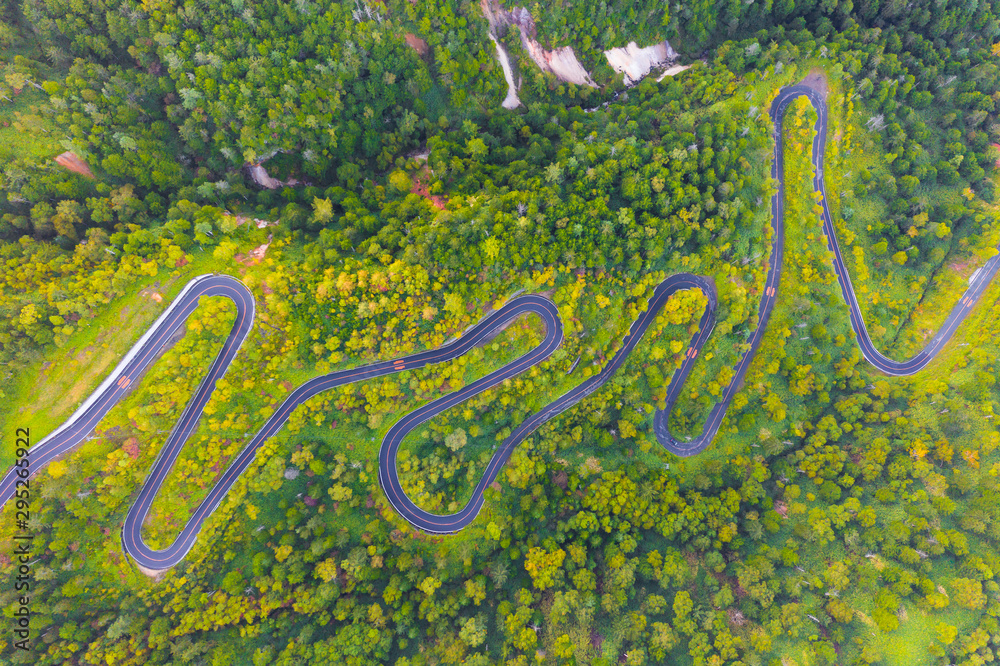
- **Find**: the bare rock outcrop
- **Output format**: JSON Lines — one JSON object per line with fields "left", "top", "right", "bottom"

{"left": 247, "top": 164, "right": 282, "bottom": 190}
{"left": 604, "top": 40, "right": 679, "bottom": 85}
{"left": 657, "top": 64, "right": 692, "bottom": 81}
{"left": 246, "top": 162, "right": 308, "bottom": 190}
{"left": 489, "top": 33, "right": 521, "bottom": 109}
{"left": 504, "top": 5, "right": 535, "bottom": 37}
{"left": 480, "top": 0, "right": 690, "bottom": 104}
{"left": 491, "top": 3, "right": 596, "bottom": 87}
{"left": 521, "top": 40, "right": 596, "bottom": 87}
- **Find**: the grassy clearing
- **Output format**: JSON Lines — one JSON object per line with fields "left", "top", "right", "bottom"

{"left": 888, "top": 191, "right": 1000, "bottom": 361}
{"left": 871, "top": 601, "right": 976, "bottom": 666}
{"left": 0, "top": 87, "right": 59, "bottom": 161}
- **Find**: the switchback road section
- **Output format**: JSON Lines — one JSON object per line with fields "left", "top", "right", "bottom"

{"left": 3, "top": 81, "right": 999, "bottom": 568}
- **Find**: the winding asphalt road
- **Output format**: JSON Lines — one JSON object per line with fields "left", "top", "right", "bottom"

{"left": 3, "top": 82, "right": 1000, "bottom": 567}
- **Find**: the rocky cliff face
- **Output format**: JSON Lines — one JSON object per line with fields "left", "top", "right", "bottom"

{"left": 519, "top": 39, "right": 597, "bottom": 87}
{"left": 480, "top": 0, "right": 688, "bottom": 107}
{"left": 486, "top": 1, "right": 684, "bottom": 89}
{"left": 604, "top": 40, "right": 679, "bottom": 85}
{"left": 489, "top": 33, "right": 522, "bottom": 109}
{"left": 487, "top": 3, "right": 596, "bottom": 87}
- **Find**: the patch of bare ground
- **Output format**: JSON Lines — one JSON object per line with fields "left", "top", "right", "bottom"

{"left": 656, "top": 64, "right": 691, "bottom": 81}
{"left": 247, "top": 163, "right": 282, "bottom": 189}
{"left": 406, "top": 147, "right": 430, "bottom": 162}
{"left": 54, "top": 152, "right": 94, "bottom": 179}
{"left": 774, "top": 500, "right": 788, "bottom": 518}
{"left": 482, "top": 0, "right": 596, "bottom": 87}
{"left": 947, "top": 254, "right": 979, "bottom": 279}
{"left": 404, "top": 32, "right": 428, "bottom": 57}
{"left": 799, "top": 68, "right": 829, "bottom": 102}
{"left": 552, "top": 469, "right": 568, "bottom": 489}
{"left": 222, "top": 212, "right": 277, "bottom": 230}
{"left": 410, "top": 174, "right": 447, "bottom": 210}
{"left": 521, "top": 41, "right": 596, "bottom": 87}
{"left": 246, "top": 163, "right": 308, "bottom": 190}
{"left": 604, "top": 41, "right": 676, "bottom": 85}
{"left": 234, "top": 235, "right": 273, "bottom": 266}
{"left": 140, "top": 285, "right": 163, "bottom": 303}
{"left": 135, "top": 562, "right": 168, "bottom": 580}
{"left": 488, "top": 33, "right": 521, "bottom": 109}
{"left": 248, "top": 237, "right": 271, "bottom": 262}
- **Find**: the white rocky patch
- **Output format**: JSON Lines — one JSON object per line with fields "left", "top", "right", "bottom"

{"left": 489, "top": 33, "right": 521, "bottom": 109}
{"left": 604, "top": 40, "right": 678, "bottom": 85}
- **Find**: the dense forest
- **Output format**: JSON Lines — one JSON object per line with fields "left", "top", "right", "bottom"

{"left": 4, "top": 0, "right": 1000, "bottom": 664}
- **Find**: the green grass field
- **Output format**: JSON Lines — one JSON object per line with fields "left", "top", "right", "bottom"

{"left": 0, "top": 86, "right": 59, "bottom": 161}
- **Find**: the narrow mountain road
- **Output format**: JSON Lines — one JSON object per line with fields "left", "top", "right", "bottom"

{"left": 2, "top": 82, "right": 997, "bottom": 569}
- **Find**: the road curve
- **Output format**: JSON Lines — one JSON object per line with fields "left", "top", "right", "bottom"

{"left": 3, "top": 81, "right": 999, "bottom": 566}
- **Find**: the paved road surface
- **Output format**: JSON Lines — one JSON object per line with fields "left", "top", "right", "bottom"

{"left": 2, "top": 83, "right": 998, "bottom": 568}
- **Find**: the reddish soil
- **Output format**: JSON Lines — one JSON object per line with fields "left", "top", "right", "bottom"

{"left": 992, "top": 143, "right": 1000, "bottom": 168}
{"left": 404, "top": 33, "right": 428, "bottom": 56}
{"left": 410, "top": 178, "right": 447, "bottom": 210}
{"left": 54, "top": 152, "right": 95, "bottom": 179}
{"left": 235, "top": 239, "right": 271, "bottom": 266}
{"left": 139, "top": 285, "right": 163, "bottom": 303}
{"left": 948, "top": 255, "right": 978, "bottom": 279}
